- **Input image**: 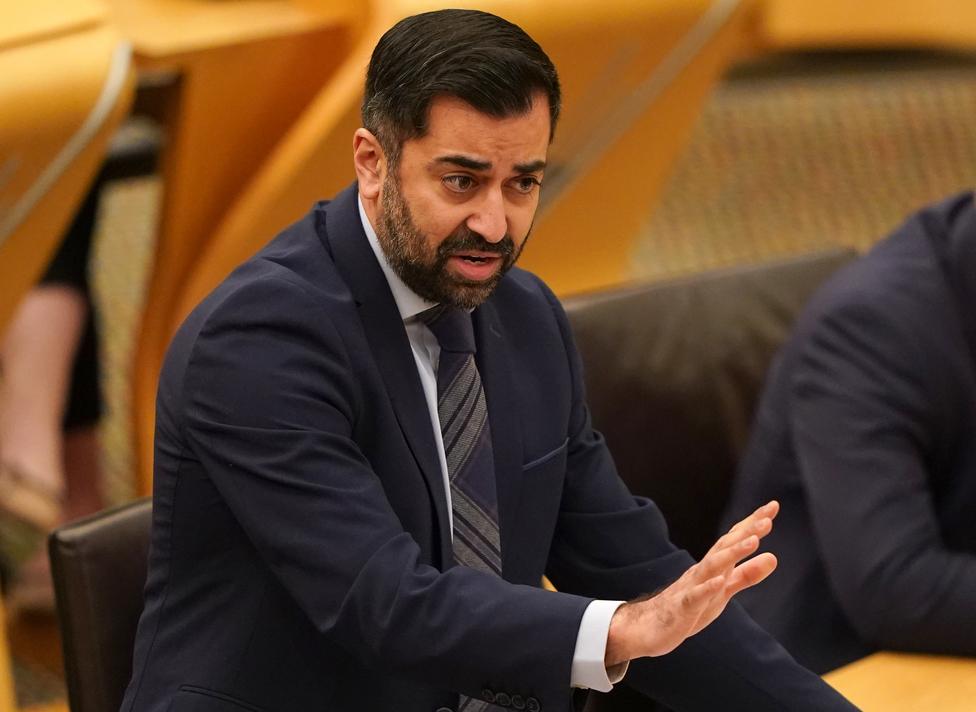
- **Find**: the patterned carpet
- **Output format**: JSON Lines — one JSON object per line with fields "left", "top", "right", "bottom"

{"left": 634, "top": 50, "right": 976, "bottom": 280}
{"left": 10, "top": 48, "right": 976, "bottom": 707}
{"left": 91, "top": 175, "right": 160, "bottom": 507}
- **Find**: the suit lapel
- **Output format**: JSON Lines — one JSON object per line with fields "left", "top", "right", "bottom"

{"left": 473, "top": 301, "right": 525, "bottom": 577}
{"left": 323, "top": 186, "right": 452, "bottom": 568}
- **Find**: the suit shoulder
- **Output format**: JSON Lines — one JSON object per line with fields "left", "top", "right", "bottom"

{"left": 187, "top": 209, "right": 352, "bottom": 327}
{"left": 801, "top": 215, "right": 945, "bottom": 331}
{"left": 166, "top": 214, "right": 358, "bottom": 379}
{"left": 784, "top": 203, "right": 963, "bottom": 387}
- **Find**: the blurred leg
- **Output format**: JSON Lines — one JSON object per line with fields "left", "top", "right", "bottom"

{"left": 0, "top": 177, "right": 105, "bottom": 599}
{"left": 0, "top": 285, "right": 86, "bottom": 505}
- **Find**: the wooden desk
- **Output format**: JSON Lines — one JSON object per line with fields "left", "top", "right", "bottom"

{"left": 104, "top": 0, "right": 355, "bottom": 61}
{"left": 824, "top": 652, "right": 976, "bottom": 711}
{"left": 759, "top": 0, "right": 976, "bottom": 50}
{"left": 101, "top": 0, "right": 362, "bottom": 489}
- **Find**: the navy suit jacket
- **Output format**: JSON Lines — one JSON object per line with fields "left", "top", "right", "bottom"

{"left": 122, "top": 185, "right": 852, "bottom": 711}
{"left": 725, "top": 192, "right": 976, "bottom": 674}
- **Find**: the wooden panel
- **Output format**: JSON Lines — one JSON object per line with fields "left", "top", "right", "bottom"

{"left": 0, "top": 0, "right": 104, "bottom": 50}
{"left": 522, "top": 0, "right": 762, "bottom": 295}
{"left": 0, "top": 24, "right": 134, "bottom": 333}
{"left": 119, "top": 2, "right": 362, "bottom": 492}
{"left": 103, "top": 0, "right": 359, "bottom": 63}
{"left": 760, "top": 0, "right": 976, "bottom": 50}
{"left": 0, "top": 601, "right": 15, "bottom": 712}
{"left": 824, "top": 652, "right": 976, "bottom": 711}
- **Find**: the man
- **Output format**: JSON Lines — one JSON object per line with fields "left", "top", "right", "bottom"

{"left": 724, "top": 191, "right": 976, "bottom": 674}
{"left": 122, "top": 10, "right": 854, "bottom": 711}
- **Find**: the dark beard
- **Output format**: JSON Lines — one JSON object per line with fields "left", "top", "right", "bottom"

{"left": 376, "top": 172, "right": 524, "bottom": 309}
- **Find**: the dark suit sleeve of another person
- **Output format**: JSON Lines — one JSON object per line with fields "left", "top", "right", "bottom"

{"left": 176, "top": 273, "right": 591, "bottom": 711}
{"left": 789, "top": 294, "right": 976, "bottom": 654}
{"left": 534, "top": 282, "right": 856, "bottom": 711}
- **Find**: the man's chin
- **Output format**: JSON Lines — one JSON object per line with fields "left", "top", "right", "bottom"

{"left": 440, "top": 276, "right": 502, "bottom": 310}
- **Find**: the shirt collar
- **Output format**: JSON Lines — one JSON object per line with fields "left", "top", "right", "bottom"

{"left": 358, "top": 192, "right": 437, "bottom": 321}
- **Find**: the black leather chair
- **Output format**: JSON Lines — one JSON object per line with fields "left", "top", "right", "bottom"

{"left": 565, "top": 248, "right": 855, "bottom": 711}
{"left": 49, "top": 497, "right": 152, "bottom": 712}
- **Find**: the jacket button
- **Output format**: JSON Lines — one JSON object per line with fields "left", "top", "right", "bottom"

{"left": 435, "top": 707, "right": 453, "bottom": 712}
{"left": 495, "top": 692, "right": 512, "bottom": 706}
{"left": 512, "top": 694, "right": 526, "bottom": 710}
{"left": 481, "top": 688, "right": 496, "bottom": 703}
{"left": 526, "top": 697, "right": 540, "bottom": 712}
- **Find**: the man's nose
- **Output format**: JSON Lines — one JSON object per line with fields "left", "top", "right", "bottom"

{"left": 466, "top": 190, "right": 507, "bottom": 243}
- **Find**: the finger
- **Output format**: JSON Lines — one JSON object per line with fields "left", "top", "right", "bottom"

{"left": 724, "top": 552, "right": 778, "bottom": 597}
{"left": 694, "top": 534, "right": 760, "bottom": 582}
{"left": 707, "top": 501, "right": 779, "bottom": 555}
{"left": 707, "top": 515, "right": 769, "bottom": 562}
{"left": 732, "top": 501, "right": 779, "bottom": 534}
{"left": 708, "top": 507, "right": 767, "bottom": 554}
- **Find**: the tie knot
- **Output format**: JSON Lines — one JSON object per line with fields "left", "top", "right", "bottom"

{"left": 422, "top": 306, "right": 476, "bottom": 354}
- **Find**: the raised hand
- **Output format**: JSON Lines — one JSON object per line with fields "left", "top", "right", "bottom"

{"left": 605, "top": 501, "right": 780, "bottom": 666}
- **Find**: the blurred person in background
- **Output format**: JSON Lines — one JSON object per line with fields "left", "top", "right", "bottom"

{"left": 724, "top": 190, "right": 976, "bottom": 674}
{"left": 0, "top": 176, "right": 106, "bottom": 609}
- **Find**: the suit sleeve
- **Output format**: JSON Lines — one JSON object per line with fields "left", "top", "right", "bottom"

{"left": 179, "top": 276, "right": 591, "bottom": 709}
{"left": 790, "top": 297, "right": 976, "bottom": 653}
{"left": 537, "top": 283, "right": 856, "bottom": 711}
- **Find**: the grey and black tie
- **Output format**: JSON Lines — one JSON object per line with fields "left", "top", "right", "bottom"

{"left": 424, "top": 306, "right": 503, "bottom": 712}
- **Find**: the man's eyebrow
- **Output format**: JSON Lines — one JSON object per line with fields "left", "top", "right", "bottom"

{"left": 433, "top": 155, "right": 491, "bottom": 171}
{"left": 514, "top": 159, "right": 546, "bottom": 174}
{"left": 431, "top": 156, "right": 547, "bottom": 173}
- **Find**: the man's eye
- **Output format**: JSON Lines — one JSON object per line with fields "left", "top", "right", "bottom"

{"left": 513, "top": 176, "right": 541, "bottom": 194}
{"left": 444, "top": 175, "right": 475, "bottom": 192}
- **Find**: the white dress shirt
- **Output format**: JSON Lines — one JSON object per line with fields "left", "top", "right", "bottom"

{"left": 358, "top": 196, "right": 626, "bottom": 691}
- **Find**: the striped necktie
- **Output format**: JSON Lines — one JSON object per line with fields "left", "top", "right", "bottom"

{"left": 424, "top": 306, "right": 502, "bottom": 576}
{"left": 424, "top": 306, "right": 505, "bottom": 712}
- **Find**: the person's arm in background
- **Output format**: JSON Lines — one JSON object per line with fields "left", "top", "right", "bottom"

{"left": 791, "top": 297, "right": 976, "bottom": 653}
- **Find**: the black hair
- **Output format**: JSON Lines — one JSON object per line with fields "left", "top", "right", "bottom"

{"left": 362, "top": 9, "right": 561, "bottom": 164}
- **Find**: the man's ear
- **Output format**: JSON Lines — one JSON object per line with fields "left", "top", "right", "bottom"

{"left": 353, "top": 128, "right": 385, "bottom": 199}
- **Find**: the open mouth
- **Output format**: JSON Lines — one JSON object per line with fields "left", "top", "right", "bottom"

{"left": 448, "top": 253, "right": 502, "bottom": 281}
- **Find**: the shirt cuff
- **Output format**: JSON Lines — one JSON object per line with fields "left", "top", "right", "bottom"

{"left": 570, "top": 599, "right": 629, "bottom": 691}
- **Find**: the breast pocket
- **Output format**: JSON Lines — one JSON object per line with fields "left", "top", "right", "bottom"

{"left": 523, "top": 438, "right": 569, "bottom": 472}
{"left": 505, "top": 439, "right": 569, "bottom": 582}
{"left": 168, "top": 686, "right": 267, "bottom": 712}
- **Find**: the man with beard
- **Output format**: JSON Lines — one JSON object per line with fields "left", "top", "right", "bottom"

{"left": 123, "top": 9, "right": 855, "bottom": 712}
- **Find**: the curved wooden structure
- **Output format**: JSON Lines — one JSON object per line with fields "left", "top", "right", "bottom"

{"left": 103, "top": 0, "right": 364, "bottom": 494}
{"left": 0, "top": 0, "right": 134, "bottom": 334}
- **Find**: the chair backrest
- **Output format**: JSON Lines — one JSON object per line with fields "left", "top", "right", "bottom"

{"left": 564, "top": 248, "right": 855, "bottom": 561}
{"left": 49, "top": 498, "right": 152, "bottom": 712}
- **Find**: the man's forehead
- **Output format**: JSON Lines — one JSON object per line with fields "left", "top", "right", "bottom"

{"left": 404, "top": 94, "right": 551, "bottom": 166}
